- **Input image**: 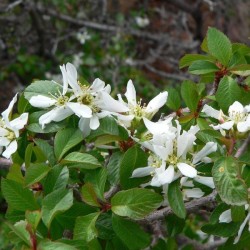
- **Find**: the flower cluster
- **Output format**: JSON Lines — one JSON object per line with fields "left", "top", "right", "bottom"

{"left": 131, "top": 117, "right": 217, "bottom": 187}
{"left": 0, "top": 94, "right": 28, "bottom": 158}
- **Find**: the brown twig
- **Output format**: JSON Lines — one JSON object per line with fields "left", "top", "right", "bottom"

{"left": 235, "top": 135, "right": 250, "bottom": 158}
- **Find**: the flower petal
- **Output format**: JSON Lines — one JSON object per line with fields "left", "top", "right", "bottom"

{"left": 177, "top": 162, "right": 197, "bottom": 178}
{"left": 90, "top": 115, "right": 100, "bottom": 130}
{"left": 125, "top": 80, "right": 137, "bottom": 106}
{"left": 67, "top": 102, "right": 92, "bottom": 118}
{"left": 39, "top": 106, "right": 73, "bottom": 128}
{"left": 78, "top": 118, "right": 91, "bottom": 137}
{"left": 59, "top": 64, "right": 69, "bottom": 95}
{"left": 192, "top": 142, "right": 217, "bottom": 164}
{"left": 1, "top": 94, "right": 18, "bottom": 122}
{"left": 132, "top": 166, "right": 154, "bottom": 178}
{"left": 2, "top": 140, "right": 17, "bottom": 158}
{"left": 229, "top": 101, "right": 244, "bottom": 115}
{"left": 143, "top": 117, "right": 173, "bottom": 135}
{"left": 145, "top": 91, "right": 168, "bottom": 113}
{"left": 0, "top": 137, "right": 10, "bottom": 146}
{"left": 202, "top": 104, "right": 221, "bottom": 119}
{"left": 194, "top": 176, "right": 215, "bottom": 189}
{"left": 29, "top": 95, "right": 57, "bottom": 108}
{"left": 219, "top": 209, "right": 232, "bottom": 223}
{"left": 151, "top": 165, "right": 175, "bottom": 186}
{"left": 9, "top": 113, "right": 29, "bottom": 131}
{"left": 183, "top": 188, "right": 204, "bottom": 199}
{"left": 66, "top": 63, "right": 82, "bottom": 96}
{"left": 90, "top": 78, "right": 105, "bottom": 93}
{"left": 98, "top": 91, "right": 129, "bottom": 113}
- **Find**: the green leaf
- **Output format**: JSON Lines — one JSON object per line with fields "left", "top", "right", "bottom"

{"left": 17, "top": 93, "right": 32, "bottom": 113}
{"left": 24, "top": 143, "right": 33, "bottom": 168}
{"left": 34, "top": 139, "right": 57, "bottom": 166}
{"left": 230, "top": 64, "right": 250, "bottom": 76}
{"left": 181, "top": 80, "right": 199, "bottom": 112}
{"left": 54, "top": 128, "right": 83, "bottom": 161}
{"left": 73, "top": 212, "right": 100, "bottom": 242}
{"left": 25, "top": 210, "right": 41, "bottom": 231}
{"left": 63, "top": 152, "right": 101, "bottom": 169}
{"left": 6, "top": 220, "right": 30, "bottom": 247}
{"left": 1, "top": 179, "right": 39, "bottom": 211}
{"left": 188, "top": 60, "right": 219, "bottom": 75}
{"left": 207, "top": 27, "right": 232, "bottom": 66}
{"left": 179, "top": 54, "right": 214, "bottom": 68}
{"left": 112, "top": 215, "right": 151, "bottom": 250}
{"left": 120, "top": 146, "right": 148, "bottom": 189}
{"left": 166, "top": 88, "right": 181, "bottom": 110}
{"left": 166, "top": 214, "right": 185, "bottom": 237}
{"left": 107, "top": 151, "right": 123, "bottom": 185}
{"left": 25, "top": 163, "right": 50, "bottom": 187}
{"left": 7, "top": 164, "right": 24, "bottom": 184}
{"left": 88, "top": 117, "right": 119, "bottom": 140}
{"left": 38, "top": 240, "right": 78, "bottom": 250}
{"left": 85, "top": 168, "right": 107, "bottom": 200}
{"left": 24, "top": 80, "right": 62, "bottom": 100}
{"left": 27, "top": 121, "right": 67, "bottom": 134}
{"left": 42, "top": 188, "right": 73, "bottom": 228}
{"left": 231, "top": 205, "right": 246, "bottom": 222}
{"left": 167, "top": 180, "right": 186, "bottom": 219}
{"left": 201, "top": 222, "right": 240, "bottom": 237}
{"left": 212, "top": 157, "right": 248, "bottom": 205}
{"left": 111, "top": 188, "right": 162, "bottom": 219}
{"left": 96, "top": 213, "right": 115, "bottom": 240}
{"left": 81, "top": 183, "right": 101, "bottom": 207}
{"left": 94, "top": 135, "right": 122, "bottom": 147}
{"left": 215, "top": 76, "right": 242, "bottom": 112}
{"left": 43, "top": 165, "right": 69, "bottom": 195}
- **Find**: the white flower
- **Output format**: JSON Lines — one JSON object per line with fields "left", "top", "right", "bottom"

{"left": 76, "top": 30, "right": 91, "bottom": 44}
{"left": 0, "top": 94, "right": 28, "bottom": 159}
{"left": 116, "top": 80, "right": 168, "bottom": 128}
{"left": 132, "top": 119, "right": 217, "bottom": 186}
{"left": 202, "top": 101, "right": 250, "bottom": 133}
{"left": 29, "top": 62, "right": 128, "bottom": 131}
{"left": 135, "top": 17, "right": 150, "bottom": 28}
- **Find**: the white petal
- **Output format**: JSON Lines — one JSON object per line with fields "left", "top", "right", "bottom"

{"left": 184, "top": 188, "right": 204, "bottom": 199}
{"left": 219, "top": 209, "right": 232, "bottom": 223}
{"left": 143, "top": 117, "right": 173, "bottom": 135}
{"left": 153, "top": 144, "right": 173, "bottom": 161}
{"left": 145, "top": 91, "right": 168, "bottom": 113}
{"left": 192, "top": 142, "right": 217, "bottom": 164}
{"left": 59, "top": 64, "right": 69, "bottom": 95}
{"left": 237, "top": 121, "right": 250, "bottom": 133}
{"left": 98, "top": 92, "right": 129, "bottom": 113}
{"left": 125, "top": 80, "right": 137, "bottom": 106}
{"left": 132, "top": 166, "right": 154, "bottom": 178}
{"left": 177, "top": 162, "right": 197, "bottom": 178}
{"left": 89, "top": 115, "right": 100, "bottom": 130}
{"left": 0, "top": 137, "right": 10, "bottom": 146}
{"left": 229, "top": 101, "right": 244, "bottom": 115}
{"left": 66, "top": 63, "right": 82, "bottom": 96}
{"left": 29, "top": 95, "right": 57, "bottom": 108}
{"left": 1, "top": 94, "right": 18, "bottom": 122}
{"left": 202, "top": 104, "right": 221, "bottom": 119}
{"left": 90, "top": 78, "right": 105, "bottom": 92}
{"left": 234, "top": 212, "right": 250, "bottom": 244}
{"left": 67, "top": 102, "right": 92, "bottom": 118}
{"left": 9, "top": 113, "right": 29, "bottom": 131}
{"left": 0, "top": 128, "right": 9, "bottom": 137}
{"left": 2, "top": 140, "right": 17, "bottom": 158}
{"left": 194, "top": 176, "right": 215, "bottom": 189}
{"left": 39, "top": 106, "right": 73, "bottom": 128}
{"left": 220, "top": 121, "right": 234, "bottom": 130}
{"left": 104, "top": 84, "right": 111, "bottom": 94}
{"left": 177, "top": 131, "right": 197, "bottom": 158}
{"left": 78, "top": 118, "right": 91, "bottom": 137}
{"left": 151, "top": 165, "right": 175, "bottom": 186}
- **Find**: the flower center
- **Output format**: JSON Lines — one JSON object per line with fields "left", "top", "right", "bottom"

{"left": 229, "top": 110, "right": 247, "bottom": 123}
{"left": 148, "top": 154, "right": 162, "bottom": 169}
{"left": 129, "top": 99, "right": 146, "bottom": 118}
{"left": 6, "top": 131, "right": 15, "bottom": 141}
{"left": 57, "top": 95, "right": 69, "bottom": 106}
